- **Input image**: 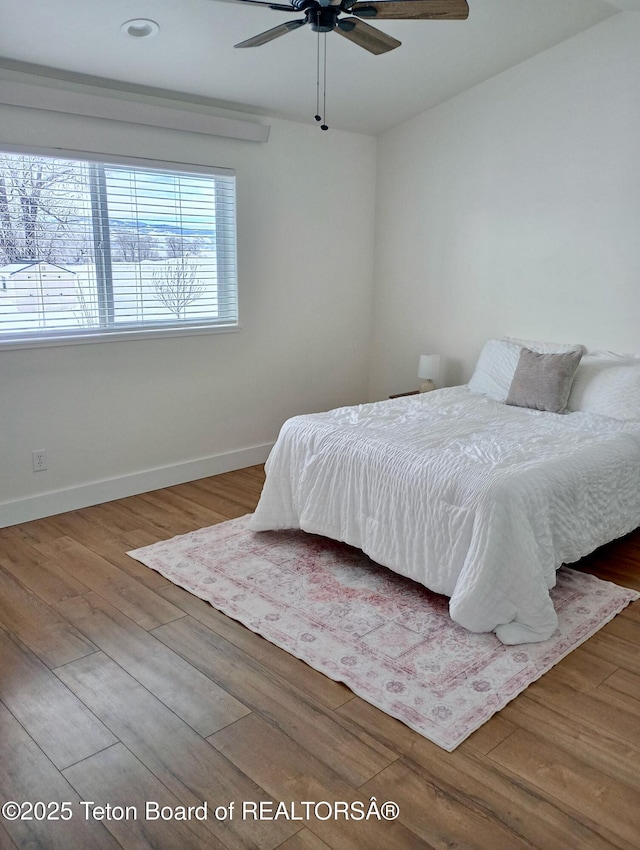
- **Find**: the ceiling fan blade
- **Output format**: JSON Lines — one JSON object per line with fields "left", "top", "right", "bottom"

{"left": 215, "top": 0, "right": 296, "bottom": 10}
{"left": 335, "top": 18, "right": 400, "bottom": 54}
{"left": 351, "top": 0, "right": 469, "bottom": 20}
{"left": 234, "top": 19, "right": 305, "bottom": 48}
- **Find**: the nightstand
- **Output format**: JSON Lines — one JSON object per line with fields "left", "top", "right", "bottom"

{"left": 389, "top": 390, "right": 419, "bottom": 399}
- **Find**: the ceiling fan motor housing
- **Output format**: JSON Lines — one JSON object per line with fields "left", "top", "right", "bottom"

{"left": 289, "top": 0, "right": 342, "bottom": 32}
{"left": 306, "top": 6, "right": 340, "bottom": 31}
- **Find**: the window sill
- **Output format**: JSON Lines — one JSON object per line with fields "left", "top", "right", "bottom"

{"left": 0, "top": 323, "right": 241, "bottom": 351}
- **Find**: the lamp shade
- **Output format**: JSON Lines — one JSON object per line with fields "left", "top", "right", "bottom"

{"left": 418, "top": 354, "right": 440, "bottom": 381}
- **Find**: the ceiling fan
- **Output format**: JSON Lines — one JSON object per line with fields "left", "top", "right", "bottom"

{"left": 228, "top": 0, "right": 469, "bottom": 129}
{"left": 232, "top": 0, "right": 469, "bottom": 56}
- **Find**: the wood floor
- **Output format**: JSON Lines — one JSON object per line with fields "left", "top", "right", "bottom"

{"left": 1, "top": 465, "right": 639, "bottom": 850}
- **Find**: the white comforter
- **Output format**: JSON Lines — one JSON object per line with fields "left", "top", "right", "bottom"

{"left": 250, "top": 387, "right": 640, "bottom": 644}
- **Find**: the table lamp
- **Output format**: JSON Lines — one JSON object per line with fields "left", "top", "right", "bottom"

{"left": 418, "top": 354, "right": 440, "bottom": 393}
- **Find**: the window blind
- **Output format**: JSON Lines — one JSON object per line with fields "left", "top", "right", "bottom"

{"left": 0, "top": 150, "right": 238, "bottom": 344}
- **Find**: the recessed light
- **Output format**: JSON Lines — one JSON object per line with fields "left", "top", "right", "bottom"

{"left": 121, "top": 19, "right": 159, "bottom": 38}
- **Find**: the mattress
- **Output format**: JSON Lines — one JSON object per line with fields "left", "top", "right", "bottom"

{"left": 250, "top": 386, "right": 640, "bottom": 644}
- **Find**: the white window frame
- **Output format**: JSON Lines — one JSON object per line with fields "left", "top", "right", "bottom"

{"left": 0, "top": 144, "right": 239, "bottom": 349}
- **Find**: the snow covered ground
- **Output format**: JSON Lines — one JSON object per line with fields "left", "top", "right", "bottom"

{"left": 0, "top": 259, "right": 221, "bottom": 333}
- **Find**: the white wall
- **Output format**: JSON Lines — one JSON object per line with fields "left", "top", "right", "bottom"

{"left": 0, "top": 95, "right": 376, "bottom": 525}
{"left": 370, "top": 13, "right": 640, "bottom": 399}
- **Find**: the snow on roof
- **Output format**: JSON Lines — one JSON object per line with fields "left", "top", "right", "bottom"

{"left": 0, "top": 262, "right": 76, "bottom": 275}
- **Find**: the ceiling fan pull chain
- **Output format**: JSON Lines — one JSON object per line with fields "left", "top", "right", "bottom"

{"left": 321, "top": 33, "right": 328, "bottom": 130}
{"left": 315, "top": 24, "right": 322, "bottom": 123}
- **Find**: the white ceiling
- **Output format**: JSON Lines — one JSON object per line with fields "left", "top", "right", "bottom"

{"left": 0, "top": 0, "right": 629, "bottom": 135}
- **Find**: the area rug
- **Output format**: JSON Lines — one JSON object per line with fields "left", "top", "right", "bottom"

{"left": 128, "top": 515, "right": 639, "bottom": 751}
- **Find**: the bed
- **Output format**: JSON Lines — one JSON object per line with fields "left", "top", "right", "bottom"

{"left": 249, "top": 339, "right": 640, "bottom": 644}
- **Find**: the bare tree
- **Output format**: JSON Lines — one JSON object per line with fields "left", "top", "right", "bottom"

{"left": 166, "top": 235, "right": 187, "bottom": 258}
{"left": 112, "top": 228, "right": 154, "bottom": 262}
{"left": 0, "top": 155, "right": 87, "bottom": 264}
{"left": 165, "top": 234, "right": 203, "bottom": 258}
{"left": 152, "top": 258, "right": 204, "bottom": 319}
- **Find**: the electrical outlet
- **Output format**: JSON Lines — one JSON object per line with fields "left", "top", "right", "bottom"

{"left": 32, "top": 450, "right": 47, "bottom": 472}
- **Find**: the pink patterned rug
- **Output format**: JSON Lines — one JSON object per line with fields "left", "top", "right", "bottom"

{"left": 128, "top": 515, "right": 638, "bottom": 751}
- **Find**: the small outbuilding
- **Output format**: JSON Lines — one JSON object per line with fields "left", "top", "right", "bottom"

{"left": 0, "top": 261, "right": 78, "bottom": 311}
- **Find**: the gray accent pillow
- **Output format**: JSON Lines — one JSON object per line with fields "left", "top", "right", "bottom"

{"left": 506, "top": 347, "right": 584, "bottom": 413}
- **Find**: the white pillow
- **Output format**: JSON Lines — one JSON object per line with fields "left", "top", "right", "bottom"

{"left": 468, "top": 340, "right": 521, "bottom": 401}
{"left": 568, "top": 351, "right": 640, "bottom": 420}
{"left": 468, "top": 338, "right": 585, "bottom": 402}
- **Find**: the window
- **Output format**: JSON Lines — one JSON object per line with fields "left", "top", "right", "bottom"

{"left": 0, "top": 150, "right": 237, "bottom": 345}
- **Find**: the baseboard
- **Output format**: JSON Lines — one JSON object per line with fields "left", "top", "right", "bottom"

{"left": 0, "top": 443, "right": 273, "bottom": 529}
